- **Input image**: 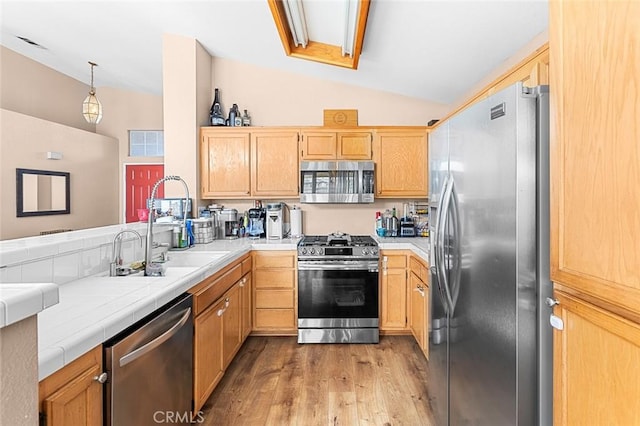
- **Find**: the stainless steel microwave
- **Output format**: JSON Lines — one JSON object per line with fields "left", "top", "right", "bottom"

{"left": 300, "top": 161, "right": 374, "bottom": 203}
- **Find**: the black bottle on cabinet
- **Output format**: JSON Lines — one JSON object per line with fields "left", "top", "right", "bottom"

{"left": 209, "top": 88, "right": 225, "bottom": 126}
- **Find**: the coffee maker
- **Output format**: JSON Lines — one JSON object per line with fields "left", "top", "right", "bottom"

{"left": 266, "top": 203, "right": 284, "bottom": 239}
{"left": 247, "top": 208, "right": 266, "bottom": 239}
{"left": 218, "top": 208, "right": 239, "bottom": 239}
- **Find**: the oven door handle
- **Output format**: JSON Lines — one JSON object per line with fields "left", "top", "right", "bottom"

{"left": 298, "top": 262, "right": 379, "bottom": 271}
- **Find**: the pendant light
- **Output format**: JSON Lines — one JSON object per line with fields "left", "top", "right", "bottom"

{"left": 82, "top": 61, "right": 103, "bottom": 124}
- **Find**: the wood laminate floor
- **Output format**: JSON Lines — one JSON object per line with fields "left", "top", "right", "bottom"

{"left": 200, "top": 336, "right": 435, "bottom": 426}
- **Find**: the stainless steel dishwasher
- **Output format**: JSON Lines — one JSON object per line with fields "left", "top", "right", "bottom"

{"left": 104, "top": 293, "right": 193, "bottom": 426}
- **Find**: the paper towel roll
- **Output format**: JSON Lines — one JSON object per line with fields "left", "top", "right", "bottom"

{"left": 290, "top": 207, "right": 302, "bottom": 237}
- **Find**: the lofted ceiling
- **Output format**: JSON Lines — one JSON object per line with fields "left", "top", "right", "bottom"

{"left": 0, "top": 0, "right": 548, "bottom": 106}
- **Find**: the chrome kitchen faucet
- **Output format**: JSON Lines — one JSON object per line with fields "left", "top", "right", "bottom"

{"left": 146, "top": 176, "right": 189, "bottom": 276}
{"left": 110, "top": 229, "right": 143, "bottom": 276}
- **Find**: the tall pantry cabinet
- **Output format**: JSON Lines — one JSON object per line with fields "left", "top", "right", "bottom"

{"left": 549, "top": 1, "right": 640, "bottom": 424}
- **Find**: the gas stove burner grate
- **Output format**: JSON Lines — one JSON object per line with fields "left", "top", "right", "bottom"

{"left": 298, "top": 234, "right": 378, "bottom": 248}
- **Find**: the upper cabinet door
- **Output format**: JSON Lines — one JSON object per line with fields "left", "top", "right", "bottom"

{"left": 300, "top": 131, "right": 336, "bottom": 160}
{"left": 251, "top": 130, "right": 299, "bottom": 197}
{"left": 550, "top": 0, "right": 640, "bottom": 313}
{"left": 373, "top": 129, "right": 428, "bottom": 198}
{"left": 300, "top": 129, "right": 372, "bottom": 160}
{"left": 200, "top": 129, "right": 251, "bottom": 198}
{"left": 337, "top": 131, "right": 372, "bottom": 159}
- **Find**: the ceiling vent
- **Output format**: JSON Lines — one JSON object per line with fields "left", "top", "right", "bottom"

{"left": 16, "top": 36, "right": 47, "bottom": 49}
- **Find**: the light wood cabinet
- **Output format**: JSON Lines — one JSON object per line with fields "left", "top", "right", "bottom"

{"left": 549, "top": 2, "right": 640, "bottom": 423}
{"left": 39, "top": 346, "right": 103, "bottom": 426}
{"left": 200, "top": 128, "right": 251, "bottom": 198}
{"left": 380, "top": 251, "right": 409, "bottom": 331}
{"left": 251, "top": 130, "right": 299, "bottom": 197}
{"left": 191, "top": 254, "right": 251, "bottom": 411}
{"left": 409, "top": 255, "right": 429, "bottom": 359}
{"left": 372, "top": 129, "right": 428, "bottom": 197}
{"left": 240, "top": 257, "right": 252, "bottom": 341}
{"left": 199, "top": 128, "right": 298, "bottom": 199}
{"left": 221, "top": 283, "right": 242, "bottom": 369}
{"left": 252, "top": 251, "right": 297, "bottom": 334}
{"left": 193, "top": 296, "right": 224, "bottom": 410}
{"left": 549, "top": 0, "right": 640, "bottom": 314}
{"left": 552, "top": 290, "right": 640, "bottom": 426}
{"left": 300, "top": 129, "right": 372, "bottom": 160}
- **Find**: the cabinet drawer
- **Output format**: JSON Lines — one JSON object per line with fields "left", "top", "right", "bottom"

{"left": 410, "top": 256, "right": 429, "bottom": 283}
{"left": 255, "top": 309, "right": 295, "bottom": 329}
{"left": 193, "top": 264, "right": 242, "bottom": 315}
{"left": 255, "top": 290, "right": 294, "bottom": 309}
{"left": 254, "top": 252, "right": 296, "bottom": 269}
{"left": 254, "top": 270, "right": 295, "bottom": 289}
{"left": 241, "top": 256, "right": 252, "bottom": 276}
{"left": 383, "top": 254, "right": 407, "bottom": 269}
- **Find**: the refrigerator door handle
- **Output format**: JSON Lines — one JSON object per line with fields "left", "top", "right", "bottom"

{"left": 434, "top": 176, "right": 450, "bottom": 312}
{"left": 448, "top": 180, "right": 462, "bottom": 315}
{"left": 437, "top": 177, "right": 455, "bottom": 313}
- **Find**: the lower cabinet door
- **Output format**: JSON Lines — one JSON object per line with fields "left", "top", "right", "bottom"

{"left": 409, "top": 273, "right": 429, "bottom": 359}
{"left": 193, "top": 299, "right": 224, "bottom": 411}
{"left": 553, "top": 290, "right": 640, "bottom": 426}
{"left": 222, "top": 283, "right": 242, "bottom": 369}
{"left": 381, "top": 268, "right": 407, "bottom": 330}
{"left": 42, "top": 364, "right": 103, "bottom": 426}
{"left": 39, "top": 345, "right": 103, "bottom": 426}
{"left": 240, "top": 274, "right": 252, "bottom": 341}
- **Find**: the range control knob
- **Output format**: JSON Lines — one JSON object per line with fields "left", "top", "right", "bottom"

{"left": 362, "top": 248, "right": 369, "bottom": 256}
{"left": 309, "top": 248, "right": 316, "bottom": 255}
{"left": 371, "top": 248, "right": 378, "bottom": 255}
{"left": 301, "top": 248, "right": 307, "bottom": 255}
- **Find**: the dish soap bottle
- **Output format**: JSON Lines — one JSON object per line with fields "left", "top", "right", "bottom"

{"left": 376, "top": 211, "right": 384, "bottom": 237}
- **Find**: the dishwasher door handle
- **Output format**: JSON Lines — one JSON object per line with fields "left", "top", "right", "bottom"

{"left": 119, "top": 307, "right": 191, "bottom": 367}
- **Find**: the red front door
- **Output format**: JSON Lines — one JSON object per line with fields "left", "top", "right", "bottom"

{"left": 125, "top": 164, "right": 164, "bottom": 223}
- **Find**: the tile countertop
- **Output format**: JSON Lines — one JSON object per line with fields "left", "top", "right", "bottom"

{"left": 36, "top": 237, "right": 300, "bottom": 381}
{"left": 35, "top": 235, "right": 428, "bottom": 381}
{"left": 0, "top": 283, "right": 59, "bottom": 329}
{"left": 373, "top": 236, "right": 430, "bottom": 262}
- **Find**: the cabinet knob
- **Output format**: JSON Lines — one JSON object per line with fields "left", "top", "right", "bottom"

{"left": 94, "top": 372, "right": 108, "bottom": 384}
{"left": 545, "top": 297, "right": 560, "bottom": 307}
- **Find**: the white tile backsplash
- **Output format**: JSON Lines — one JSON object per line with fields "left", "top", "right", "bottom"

{"left": 21, "top": 259, "right": 53, "bottom": 283}
{"left": 80, "top": 247, "right": 102, "bottom": 278}
{"left": 56, "top": 239, "right": 84, "bottom": 254}
{"left": 0, "top": 265, "right": 22, "bottom": 282}
{"left": 27, "top": 244, "right": 59, "bottom": 260}
{"left": 0, "top": 247, "right": 29, "bottom": 267}
{"left": 0, "top": 223, "right": 172, "bottom": 285}
{"left": 52, "top": 252, "right": 80, "bottom": 284}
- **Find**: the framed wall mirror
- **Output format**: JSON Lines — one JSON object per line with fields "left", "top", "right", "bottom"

{"left": 16, "top": 168, "right": 70, "bottom": 217}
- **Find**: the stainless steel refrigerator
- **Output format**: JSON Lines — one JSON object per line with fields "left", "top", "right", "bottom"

{"left": 428, "top": 82, "right": 552, "bottom": 425}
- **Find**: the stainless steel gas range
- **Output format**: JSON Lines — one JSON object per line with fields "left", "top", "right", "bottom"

{"left": 297, "top": 232, "right": 379, "bottom": 344}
